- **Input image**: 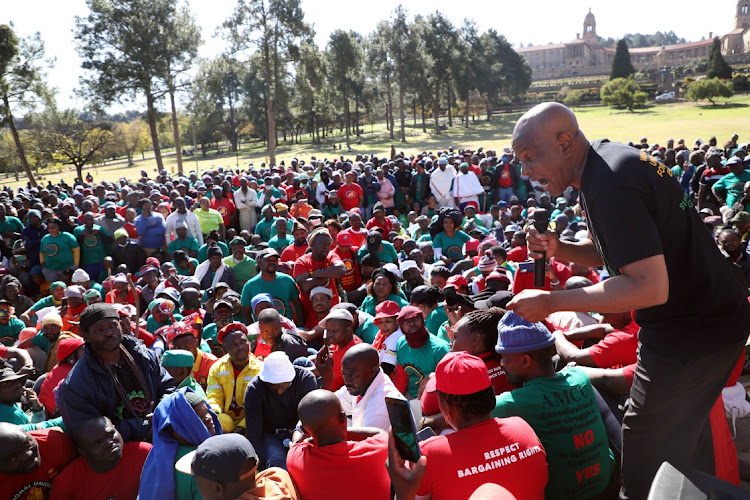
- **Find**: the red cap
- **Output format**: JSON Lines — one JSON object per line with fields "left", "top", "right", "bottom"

{"left": 374, "top": 300, "right": 400, "bottom": 322}
{"left": 397, "top": 305, "right": 422, "bottom": 322}
{"left": 57, "top": 337, "right": 84, "bottom": 363}
{"left": 464, "top": 239, "right": 481, "bottom": 253}
{"left": 428, "top": 351, "right": 491, "bottom": 395}
{"left": 337, "top": 231, "right": 354, "bottom": 247}
{"left": 421, "top": 377, "right": 441, "bottom": 416}
{"left": 446, "top": 275, "right": 469, "bottom": 289}
{"left": 146, "top": 257, "right": 161, "bottom": 268}
{"left": 217, "top": 322, "right": 248, "bottom": 345}
{"left": 486, "top": 270, "right": 511, "bottom": 284}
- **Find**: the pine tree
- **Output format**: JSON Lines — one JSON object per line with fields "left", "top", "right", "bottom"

{"left": 707, "top": 38, "right": 732, "bottom": 79}
{"left": 610, "top": 39, "right": 635, "bottom": 80}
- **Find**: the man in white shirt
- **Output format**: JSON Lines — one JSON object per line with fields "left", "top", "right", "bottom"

{"left": 164, "top": 196, "right": 203, "bottom": 245}
{"left": 429, "top": 157, "right": 457, "bottom": 209}
{"left": 233, "top": 177, "right": 258, "bottom": 232}
{"left": 452, "top": 162, "right": 484, "bottom": 210}
{"left": 335, "top": 343, "right": 403, "bottom": 430}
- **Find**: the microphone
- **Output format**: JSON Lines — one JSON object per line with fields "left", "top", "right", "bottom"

{"left": 532, "top": 208, "right": 550, "bottom": 288}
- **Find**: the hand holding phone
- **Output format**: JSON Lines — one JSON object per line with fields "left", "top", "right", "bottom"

{"left": 385, "top": 397, "right": 421, "bottom": 463}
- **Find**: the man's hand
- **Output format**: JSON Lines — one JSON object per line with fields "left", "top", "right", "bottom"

{"left": 526, "top": 226, "right": 560, "bottom": 261}
{"left": 506, "top": 289, "right": 553, "bottom": 323}
{"left": 386, "top": 431, "right": 427, "bottom": 500}
{"left": 314, "top": 345, "right": 334, "bottom": 390}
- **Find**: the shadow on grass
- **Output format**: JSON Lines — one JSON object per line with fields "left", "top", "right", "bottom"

{"left": 696, "top": 102, "right": 749, "bottom": 109}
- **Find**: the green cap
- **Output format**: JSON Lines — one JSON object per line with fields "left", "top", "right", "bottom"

{"left": 114, "top": 228, "right": 128, "bottom": 240}
{"left": 161, "top": 349, "right": 195, "bottom": 368}
{"left": 50, "top": 281, "right": 67, "bottom": 291}
{"left": 228, "top": 236, "right": 247, "bottom": 248}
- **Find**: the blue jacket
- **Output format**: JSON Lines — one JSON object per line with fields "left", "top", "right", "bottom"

{"left": 139, "top": 387, "right": 221, "bottom": 500}
{"left": 58, "top": 335, "right": 174, "bottom": 442}
{"left": 134, "top": 212, "right": 166, "bottom": 249}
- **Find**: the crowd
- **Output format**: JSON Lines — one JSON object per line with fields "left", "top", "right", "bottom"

{"left": 0, "top": 131, "right": 748, "bottom": 500}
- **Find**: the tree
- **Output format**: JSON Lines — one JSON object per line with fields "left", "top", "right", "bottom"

{"left": 387, "top": 6, "right": 419, "bottom": 143}
{"left": 222, "top": 0, "right": 313, "bottom": 166}
{"left": 0, "top": 25, "right": 53, "bottom": 186}
{"left": 368, "top": 23, "right": 396, "bottom": 140}
{"left": 28, "top": 108, "right": 113, "bottom": 181}
{"left": 563, "top": 89, "right": 586, "bottom": 107}
{"left": 326, "top": 30, "right": 363, "bottom": 149}
{"left": 421, "top": 12, "right": 460, "bottom": 135}
{"left": 707, "top": 38, "right": 732, "bottom": 80}
{"left": 111, "top": 119, "right": 149, "bottom": 164}
{"left": 610, "top": 39, "right": 635, "bottom": 80}
{"left": 686, "top": 78, "right": 734, "bottom": 105}
{"left": 600, "top": 77, "right": 647, "bottom": 111}
{"left": 75, "top": 0, "right": 188, "bottom": 172}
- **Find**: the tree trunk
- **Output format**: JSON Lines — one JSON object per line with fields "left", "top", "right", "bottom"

{"left": 75, "top": 162, "right": 83, "bottom": 182}
{"left": 386, "top": 83, "right": 395, "bottom": 141}
{"left": 412, "top": 99, "right": 417, "bottom": 126}
{"left": 344, "top": 97, "right": 351, "bottom": 149}
{"left": 169, "top": 87, "right": 183, "bottom": 175}
{"left": 355, "top": 96, "right": 360, "bottom": 137}
{"left": 464, "top": 93, "right": 470, "bottom": 128}
{"left": 433, "top": 84, "right": 441, "bottom": 135}
{"left": 447, "top": 85, "right": 453, "bottom": 128}
{"left": 2, "top": 94, "right": 36, "bottom": 186}
{"left": 420, "top": 99, "right": 426, "bottom": 133}
{"left": 486, "top": 103, "right": 492, "bottom": 122}
{"left": 145, "top": 91, "right": 164, "bottom": 172}
{"left": 398, "top": 81, "right": 406, "bottom": 143}
{"left": 262, "top": 43, "right": 277, "bottom": 166}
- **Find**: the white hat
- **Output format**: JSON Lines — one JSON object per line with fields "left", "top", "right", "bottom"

{"left": 72, "top": 269, "right": 90, "bottom": 283}
{"left": 400, "top": 260, "right": 418, "bottom": 273}
{"left": 318, "top": 309, "right": 354, "bottom": 329}
{"left": 310, "top": 286, "right": 332, "bottom": 299}
{"left": 64, "top": 285, "right": 85, "bottom": 298}
{"left": 383, "top": 263, "right": 402, "bottom": 279}
{"left": 258, "top": 352, "right": 296, "bottom": 384}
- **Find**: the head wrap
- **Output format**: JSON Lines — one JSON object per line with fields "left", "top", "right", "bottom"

{"left": 79, "top": 303, "right": 119, "bottom": 334}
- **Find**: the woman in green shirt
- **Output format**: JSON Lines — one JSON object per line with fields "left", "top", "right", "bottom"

{"left": 360, "top": 268, "right": 408, "bottom": 316}
{"left": 432, "top": 214, "right": 471, "bottom": 265}
{"left": 40, "top": 218, "right": 80, "bottom": 282}
{"left": 194, "top": 197, "right": 225, "bottom": 239}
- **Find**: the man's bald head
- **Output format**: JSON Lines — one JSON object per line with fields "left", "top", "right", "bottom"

{"left": 342, "top": 343, "right": 379, "bottom": 368}
{"left": 0, "top": 423, "right": 40, "bottom": 475}
{"left": 511, "top": 103, "right": 589, "bottom": 196}
{"left": 341, "top": 344, "right": 381, "bottom": 396}
{"left": 298, "top": 389, "right": 346, "bottom": 440}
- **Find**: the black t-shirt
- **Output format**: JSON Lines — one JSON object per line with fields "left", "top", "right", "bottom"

{"left": 580, "top": 140, "right": 750, "bottom": 357}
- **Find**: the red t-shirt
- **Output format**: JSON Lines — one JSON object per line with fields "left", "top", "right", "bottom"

{"left": 0, "top": 345, "right": 8, "bottom": 357}
{"left": 0, "top": 429, "right": 77, "bottom": 500}
{"left": 123, "top": 222, "right": 139, "bottom": 240}
{"left": 337, "top": 183, "right": 364, "bottom": 211}
{"left": 287, "top": 432, "right": 390, "bottom": 500}
{"left": 293, "top": 253, "right": 343, "bottom": 305}
{"left": 329, "top": 246, "right": 362, "bottom": 292}
{"left": 506, "top": 245, "right": 528, "bottom": 263}
{"left": 39, "top": 364, "right": 73, "bottom": 414}
{"left": 366, "top": 216, "right": 393, "bottom": 235}
{"left": 417, "top": 417, "right": 548, "bottom": 500}
{"left": 281, "top": 243, "right": 309, "bottom": 263}
{"left": 210, "top": 197, "right": 236, "bottom": 226}
{"left": 588, "top": 320, "right": 640, "bottom": 369}
{"left": 50, "top": 441, "right": 152, "bottom": 500}
{"left": 339, "top": 228, "right": 367, "bottom": 249}
{"left": 193, "top": 350, "right": 218, "bottom": 390}
{"left": 478, "top": 352, "right": 520, "bottom": 395}
{"left": 328, "top": 336, "right": 362, "bottom": 391}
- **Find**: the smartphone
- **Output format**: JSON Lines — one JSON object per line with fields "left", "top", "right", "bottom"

{"left": 61, "top": 297, "right": 68, "bottom": 308}
{"left": 385, "top": 397, "right": 421, "bottom": 462}
{"left": 416, "top": 427, "right": 436, "bottom": 442}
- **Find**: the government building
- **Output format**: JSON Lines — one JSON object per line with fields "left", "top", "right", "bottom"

{"left": 517, "top": 3, "right": 750, "bottom": 80}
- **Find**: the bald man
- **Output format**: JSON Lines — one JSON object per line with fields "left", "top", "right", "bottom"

{"left": 506, "top": 102, "right": 750, "bottom": 498}
{"left": 336, "top": 343, "right": 404, "bottom": 430}
{"left": 287, "top": 390, "right": 390, "bottom": 500}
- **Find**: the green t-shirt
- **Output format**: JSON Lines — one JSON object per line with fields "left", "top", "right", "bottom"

{"left": 436, "top": 320, "right": 451, "bottom": 343}
{"left": 41, "top": 232, "right": 79, "bottom": 270}
{"left": 195, "top": 209, "right": 223, "bottom": 234}
{"left": 255, "top": 218, "right": 277, "bottom": 242}
{"left": 197, "top": 242, "right": 229, "bottom": 263}
{"left": 712, "top": 170, "right": 750, "bottom": 208}
{"left": 355, "top": 313, "right": 381, "bottom": 344}
{"left": 0, "top": 317, "right": 26, "bottom": 346}
{"left": 491, "top": 367, "right": 614, "bottom": 499}
{"left": 31, "top": 332, "right": 53, "bottom": 353}
{"left": 270, "top": 219, "right": 295, "bottom": 238}
{"left": 425, "top": 305, "right": 449, "bottom": 337}
{"left": 168, "top": 237, "right": 200, "bottom": 254}
{"left": 31, "top": 295, "right": 59, "bottom": 312}
{"left": 202, "top": 323, "right": 219, "bottom": 343}
{"left": 175, "top": 444, "right": 202, "bottom": 500}
{"left": 395, "top": 335, "right": 450, "bottom": 398}
{"left": 174, "top": 258, "right": 199, "bottom": 276}
{"left": 360, "top": 294, "right": 408, "bottom": 317}
{"left": 356, "top": 241, "right": 399, "bottom": 265}
{"left": 241, "top": 273, "right": 299, "bottom": 321}
{"left": 223, "top": 255, "right": 256, "bottom": 288}
{"left": 268, "top": 234, "right": 294, "bottom": 252}
{"left": 0, "top": 216, "right": 24, "bottom": 244}
{"left": 146, "top": 313, "right": 184, "bottom": 334}
{"left": 73, "top": 225, "right": 111, "bottom": 265}
{"left": 177, "top": 376, "right": 207, "bottom": 399}
{"left": 432, "top": 230, "right": 471, "bottom": 261}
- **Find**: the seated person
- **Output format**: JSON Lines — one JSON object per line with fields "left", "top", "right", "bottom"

{"left": 175, "top": 433, "right": 298, "bottom": 499}
{"left": 315, "top": 309, "right": 362, "bottom": 392}
{"left": 388, "top": 351, "right": 548, "bottom": 500}
{"left": 161, "top": 350, "right": 206, "bottom": 398}
{"left": 207, "top": 323, "right": 263, "bottom": 433}
{"left": 554, "top": 311, "right": 639, "bottom": 369}
{"left": 251, "top": 309, "right": 309, "bottom": 362}
{"left": 244, "top": 352, "right": 317, "bottom": 470}
{"left": 287, "top": 389, "right": 390, "bottom": 500}
{"left": 140, "top": 388, "right": 220, "bottom": 500}
{"left": 38, "top": 337, "right": 85, "bottom": 418}
{"left": 246, "top": 293, "right": 299, "bottom": 341}
{"left": 371, "top": 300, "right": 403, "bottom": 376}
{"left": 0, "top": 423, "right": 76, "bottom": 500}
{"left": 169, "top": 327, "right": 217, "bottom": 391}
{"left": 392, "top": 306, "right": 449, "bottom": 399}
{"left": 51, "top": 416, "right": 152, "bottom": 499}
{"left": 492, "top": 313, "right": 615, "bottom": 499}
{"left": 336, "top": 344, "right": 403, "bottom": 430}
{"left": 0, "top": 361, "right": 63, "bottom": 430}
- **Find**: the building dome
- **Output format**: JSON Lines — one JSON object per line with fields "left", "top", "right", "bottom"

{"left": 584, "top": 8, "right": 595, "bottom": 24}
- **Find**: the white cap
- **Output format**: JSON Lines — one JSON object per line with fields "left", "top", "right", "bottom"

{"left": 64, "top": 285, "right": 85, "bottom": 298}
{"left": 318, "top": 309, "right": 353, "bottom": 329}
{"left": 310, "top": 286, "right": 332, "bottom": 299}
{"left": 258, "top": 352, "right": 296, "bottom": 384}
{"left": 72, "top": 269, "right": 90, "bottom": 283}
{"left": 400, "top": 260, "right": 418, "bottom": 273}
{"left": 383, "top": 263, "right": 402, "bottom": 279}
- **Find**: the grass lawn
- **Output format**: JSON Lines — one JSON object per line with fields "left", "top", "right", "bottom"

{"left": 7, "top": 94, "right": 749, "bottom": 189}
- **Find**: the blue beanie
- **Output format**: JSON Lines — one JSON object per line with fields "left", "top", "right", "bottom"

{"left": 495, "top": 312, "right": 555, "bottom": 354}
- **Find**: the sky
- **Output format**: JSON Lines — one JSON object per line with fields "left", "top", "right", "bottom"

{"left": 4, "top": 0, "right": 739, "bottom": 113}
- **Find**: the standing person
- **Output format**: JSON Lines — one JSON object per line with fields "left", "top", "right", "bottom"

{"left": 430, "top": 157, "right": 457, "bottom": 208}
{"left": 73, "top": 212, "right": 112, "bottom": 280}
{"left": 234, "top": 177, "right": 259, "bottom": 232}
{"left": 241, "top": 249, "right": 304, "bottom": 325}
{"left": 337, "top": 171, "right": 364, "bottom": 213}
{"left": 40, "top": 217, "right": 79, "bottom": 283}
{"left": 135, "top": 199, "right": 166, "bottom": 256}
{"left": 507, "top": 102, "right": 750, "bottom": 498}
{"left": 452, "top": 163, "right": 484, "bottom": 211}
{"left": 165, "top": 197, "right": 204, "bottom": 246}
{"left": 21, "top": 209, "right": 47, "bottom": 270}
